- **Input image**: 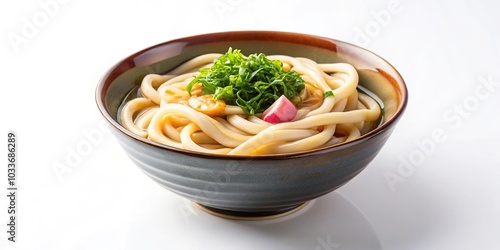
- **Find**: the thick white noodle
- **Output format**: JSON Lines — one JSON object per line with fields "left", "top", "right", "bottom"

{"left": 120, "top": 53, "right": 381, "bottom": 155}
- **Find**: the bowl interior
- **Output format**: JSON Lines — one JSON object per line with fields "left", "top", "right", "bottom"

{"left": 97, "top": 31, "right": 407, "bottom": 155}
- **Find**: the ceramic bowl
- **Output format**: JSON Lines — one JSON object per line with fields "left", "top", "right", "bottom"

{"left": 95, "top": 31, "right": 408, "bottom": 219}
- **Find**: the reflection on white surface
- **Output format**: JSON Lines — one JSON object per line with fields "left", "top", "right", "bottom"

{"left": 126, "top": 191, "right": 381, "bottom": 250}
{"left": 35, "top": 186, "right": 381, "bottom": 250}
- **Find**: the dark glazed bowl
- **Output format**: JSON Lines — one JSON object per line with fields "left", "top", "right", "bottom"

{"left": 96, "top": 31, "right": 408, "bottom": 219}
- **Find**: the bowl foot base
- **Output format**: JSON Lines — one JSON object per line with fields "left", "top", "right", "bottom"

{"left": 193, "top": 202, "right": 308, "bottom": 220}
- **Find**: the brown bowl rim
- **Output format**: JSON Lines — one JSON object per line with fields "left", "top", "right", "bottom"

{"left": 95, "top": 30, "right": 408, "bottom": 159}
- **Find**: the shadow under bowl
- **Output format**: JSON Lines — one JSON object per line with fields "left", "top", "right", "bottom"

{"left": 95, "top": 31, "right": 408, "bottom": 219}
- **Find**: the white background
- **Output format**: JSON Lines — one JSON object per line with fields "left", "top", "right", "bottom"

{"left": 1, "top": 0, "right": 500, "bottom": 249}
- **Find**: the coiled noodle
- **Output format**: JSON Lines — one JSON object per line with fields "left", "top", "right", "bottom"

{"left": 119, "top": 53, "right": 381, "bottom": 155}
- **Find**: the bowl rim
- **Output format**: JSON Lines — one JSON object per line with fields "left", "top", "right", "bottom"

{"left": 95, "top": 30, "right": 408, "bottom": 159}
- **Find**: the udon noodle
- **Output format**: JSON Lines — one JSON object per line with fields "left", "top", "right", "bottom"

{"left": 119, "top": 52, "right": 381, "bottom": 155}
